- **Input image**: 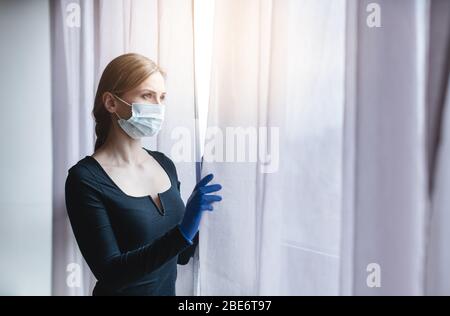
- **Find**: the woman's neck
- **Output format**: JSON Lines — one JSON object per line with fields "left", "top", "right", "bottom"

{"left": 95, "top": 126, "right": 147, "bottom": 166}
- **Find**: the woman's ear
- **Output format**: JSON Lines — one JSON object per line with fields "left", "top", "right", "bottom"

{"left": 102, "top": 92, "right": 116, "bottom": 113}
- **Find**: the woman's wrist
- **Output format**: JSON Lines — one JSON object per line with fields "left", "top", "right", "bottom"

{"left": 177, "top": 225, "right": 194, "bottom": 245}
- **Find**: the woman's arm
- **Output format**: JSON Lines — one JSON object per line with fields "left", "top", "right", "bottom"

{"left": 65, "top": 165, "right": 193, "bottom": 286}
{"left": 176, "top": 179, "right": 199, "bottom": 265}
{"left": 177, "top": 229, "right": 199, "bottom": 265}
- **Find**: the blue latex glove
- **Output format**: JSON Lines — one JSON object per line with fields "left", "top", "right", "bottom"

{"left": 178, "top": 173, "right": 222, "bottom": 242}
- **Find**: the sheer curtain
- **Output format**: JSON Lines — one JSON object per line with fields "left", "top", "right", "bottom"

{"left": 51, "top": 0, "right": 96, "bottom": 296}
{"left": 199, "top": 0, "right": 450, "bottom": 296}
{"left": 341, "top": 0, "right": 429, "bottom": 295}
{"left": 199, "top": 0, "right": 346, "bottom": 295}
{"left": 51, "top": 0, "right": 198, "bottom": 295}
{"left": 425, "top": 0, "right": 450, "bottom": 295}
{"left": 341, "top": 0, "right": 450, "bottom": 295}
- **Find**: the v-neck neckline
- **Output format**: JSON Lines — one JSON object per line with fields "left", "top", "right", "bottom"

{"left": 86, "top": 148, "right": 173, "bottom": 215}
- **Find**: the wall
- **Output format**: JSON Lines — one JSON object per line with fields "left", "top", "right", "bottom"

{"left": 0, "top": 0, "right": 52, "bottom": 295}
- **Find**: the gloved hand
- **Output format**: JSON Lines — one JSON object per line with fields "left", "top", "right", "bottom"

{"left": 178, "top": 173, "right": 222, "bottom": 242}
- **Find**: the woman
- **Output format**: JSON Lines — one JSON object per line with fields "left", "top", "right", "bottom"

{"left": 65, "top": 53, "right": 222, "bottom": 296}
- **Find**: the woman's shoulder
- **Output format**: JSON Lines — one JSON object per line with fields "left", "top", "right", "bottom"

{"left": 143, "top": 147, "right": 173, "bottom": 163}
{"left": 143, "top": 148, "right": 178, "bottom": 176}
{"left": 66, "top": 156, "right": 98, "bottom": 182}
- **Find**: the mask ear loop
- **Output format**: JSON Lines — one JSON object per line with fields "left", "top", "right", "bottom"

{"left": 114, "top": 111, "right": 122, "bottom": 120}
{"left": 112, "top": 94, "right": 131, "bottom": 121}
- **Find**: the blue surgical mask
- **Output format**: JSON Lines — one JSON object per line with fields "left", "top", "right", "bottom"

{"left": 113, "top": 94, "right": 165, "bottom": 139}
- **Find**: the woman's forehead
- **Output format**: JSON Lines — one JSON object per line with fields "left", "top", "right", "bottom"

{"left": 137, "top": 73, "right": 166, "bottom": 93}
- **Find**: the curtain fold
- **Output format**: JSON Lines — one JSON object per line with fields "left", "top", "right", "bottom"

{"left": 425, "top": 0, "right": 450, "bottom": 296}
{"left": 199, "top": 0, "right": 346, "bottom": 295}
{"left": 341, "top": 0, "right": 429, "bottom": 295}
{"left": 341, "top": 0, "right": 450, "bottom": 295}
{"left": 51, "top": 0, "right": 96, "bottom": 296}
{"left": 427, "top": 76, "right": 450, "bottom": 295}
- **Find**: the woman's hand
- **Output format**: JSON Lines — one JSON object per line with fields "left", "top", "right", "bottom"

{"left": 178, "top": 173, "right": 222, "bottom": 242}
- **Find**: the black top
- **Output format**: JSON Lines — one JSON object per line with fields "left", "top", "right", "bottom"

{"left": 64, "top": 148, "right": 199, "bottom": 296}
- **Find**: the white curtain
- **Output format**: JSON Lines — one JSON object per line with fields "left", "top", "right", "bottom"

{"left": 199, "top": 0, "right": 346, "bottom": 295}
{"left": 51, "top": 0, "right": 198, "bottom": 295}
{"left": 51, "top": 0, "right": 96, "bottom": 296}
{"left": 341, "top": 0, "right": 429, "bottom": 295}
{"left": 199, "top": 0, "right": 450, "bottom": 296}
{"left": 428, "top": 77, "right": 450, "bottom": 295}
{"left": 425, "top": 0, "right": 450, "bottom": 295}
{"left": 341, "top": 0, "right": 450, "bottom": 295}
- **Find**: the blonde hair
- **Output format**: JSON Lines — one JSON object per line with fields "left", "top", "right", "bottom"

{"left": 92, "top": 53, "right": 166, "bottom": 151}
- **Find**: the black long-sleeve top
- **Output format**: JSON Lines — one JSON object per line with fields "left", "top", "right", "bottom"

{"left": 64, "top": 148, "right": 199, "bottom": 296}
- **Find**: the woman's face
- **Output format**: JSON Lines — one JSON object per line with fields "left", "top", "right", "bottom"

{"left": 105, "top": 71, "right": 166, "bottom": 120}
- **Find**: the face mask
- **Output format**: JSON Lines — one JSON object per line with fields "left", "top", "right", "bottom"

{"left": 113, "top": 94, "right": 165, "bottom": 139}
